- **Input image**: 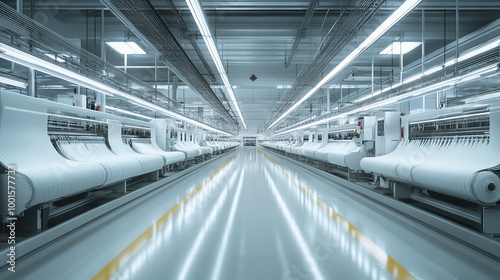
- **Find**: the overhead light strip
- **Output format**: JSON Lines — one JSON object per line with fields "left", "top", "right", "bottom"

{"left": 355, "top": 37, "right": 500, "bottom": 103}
{"left": 0, "top": 43, "right": 232, "bottom": 136}
{"left": 379, "top": 42, "right": 422, "bottom": 55}
{"left": 44, "top": 53, "right": 66, "bottom": 63}
{"left": 268, "top": 0, "right": 422, "bottom": 129}
{"left": 106, "top": 42, "right": 146, "bottom": 55}
{"left": 185, "top": 0, "right": 247, "bottom": 130}
{"left": 106, "top": 106, "right": 153, "bottom": 120}
{"left": 276, "top": 64, "right": 496, "bottom": 136}
{"left": 0, "top": 75, "right": 27, "bottom": 89}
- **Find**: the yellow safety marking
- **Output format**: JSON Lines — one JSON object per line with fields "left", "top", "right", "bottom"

{"left": 92, "top": 151, "right": 242, "bottom": 280}
{"left": 257, "top": 148, "right": 416, "bottom": 280}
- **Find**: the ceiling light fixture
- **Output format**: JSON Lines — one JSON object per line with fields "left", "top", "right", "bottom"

{"left": 354, "top": 38, "right": 500, "bottom": 103}
{"left": 267, "top": 0, "right": 422, "bottom": 129}
{"left": 106, "top": 42, "right": 146, "bottom": 55}
{"left": 185, "top": 0, "right": 247, "bottom": 130}
{"left": 276, "top": 64, "right": 496, "bottom": 135}
{"left": 0, "top": 42, "right": 231, "bottom": 136}
{"left": 44, "top": 53, "right": 66, "bottom": 63}
{"left": 0, "top": 74, "right": 27, "bottom": 89}
{"left": 379, "top": 42, "right": 422, "bottom": 55}
{"left": 107, "top": 106, "right": 153, "bottom": 120}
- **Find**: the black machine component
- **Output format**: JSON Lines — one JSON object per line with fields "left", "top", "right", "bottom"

{"left": 243, "top": 137, "right": 257, "bottom": 146}
{"left": 377, "top": 120, "right": 385, "bottom": 136}
{"left": 327, "top": 130, "right": 355, "bottom": 141}
{"left": 47, "top": 113, "right": 107, "bottom": 136}
{"left": 409, "top": 110, "right": 490, "bottom": 139}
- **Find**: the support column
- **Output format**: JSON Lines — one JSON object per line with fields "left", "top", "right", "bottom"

{"left": 455, "top": 0, "right": 460, "bottom": 74}
{"left": 11, "top": 0, "right": 23, "bottom": 72}
{"left": 371, "top": 53, "right": 375, "bottom": 96}
{"left": 97, "top": 9, "right": 106, "bottom": 112}
{"left": 101, "top": 9, "right": 106, "bottom": 61}
{"left": 124, "top": 53, "right": 128, "bottom": 75}
{"left": 28, "top": 68, "right": 36, "bottom": 97}
{"left": 422, "top": 10, "right": 425, "bottom": 74}
{"left": 96, "top": 91, "right": 106, "bottom": 112}
{"left": 326, "top": 89, "right": 330, "bottom": 128}
{"left": 326, "top": 89, "right": 330, "bottom": 112}
{"left": 154, "top": 54, "right": 158, "bottom": 100}
{"left": 172, "top": 75, "right": 178, "bottom": 101}
{"left": 399, "top": 36, "right": 404, "bottom": 84}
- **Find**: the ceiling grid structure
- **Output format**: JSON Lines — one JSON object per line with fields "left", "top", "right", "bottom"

{"left": 0, "top": 0, "right": 499, "bottom": 134}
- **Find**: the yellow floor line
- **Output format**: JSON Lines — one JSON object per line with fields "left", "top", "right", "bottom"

{"left": 92, "top": 151, "right": 241, "bottom": 280}
{"left": 257, "top": 148, "right": 416, "bottom": 280}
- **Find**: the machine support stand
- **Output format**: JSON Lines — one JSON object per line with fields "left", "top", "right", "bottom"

{"left": 112, "top": 180, "right": 127, "bottom": 194}
{"left": 393, "top": 182, "right": 412, "bottom": 199}
{"left": 482, "top": 206, "right": 500, "bottom": 234}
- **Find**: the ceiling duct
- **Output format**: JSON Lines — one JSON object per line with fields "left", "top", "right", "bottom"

{"left": 100, "top": 0, "right": 238, "bottom": 127}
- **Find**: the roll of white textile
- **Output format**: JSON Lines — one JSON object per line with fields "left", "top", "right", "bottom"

{"left": 360, "top": 141, "right": 405, "bottom": 179}
{"left": 471, "top": 171, "right": 500, "bottom": 204}
{"left": 407, "top": 137, "right": 500, "bottom": 203}
{"left": 327, "top": 142, "right": 360, "bottom": 168}
{"left": 107, "top": 122, "right": 164, "bottom": 173}
{"left": 314, "top": 141, "right": 351, "bottom": 162}
{"left": 131, "top": 141, "right": 186, "bottom": 165}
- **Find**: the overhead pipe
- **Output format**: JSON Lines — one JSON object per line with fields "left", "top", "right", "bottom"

{"left": 165, "top": 0, "right": 217, "bottom": 82}
{"left": 99, "top": 0, "right": 238, "bottom": 127}
{"left": 455, "top": 0, "right": 460, "bottom": 74}
{"left": 11, "top": 0, "right": 23, "bottom": 72}
{"left": 267, "top": 0, "right": 384, "bottom": 127}
{"left": 285, "top": 0, "right": 320, "bottom": 68}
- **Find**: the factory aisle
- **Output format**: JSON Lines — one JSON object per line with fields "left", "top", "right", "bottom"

{"left": 10, "top": 147, "right": 500, "bottom": 280}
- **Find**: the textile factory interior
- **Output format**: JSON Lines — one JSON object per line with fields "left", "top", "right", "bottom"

{"left": 1, "top": 0, "right": 500, "bottom": 279}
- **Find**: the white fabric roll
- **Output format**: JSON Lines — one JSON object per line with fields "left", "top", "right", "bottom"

{"left": 471, "top": 171, "right": 500, "bottom": 204}
{"left": 302, "top": 142, "right": 323, "bottom": 159}
{"left": 56, "top": 138, "right": 143, "bottom": 186}
{"left": 131, "top": 140, "right": 186, "bottom": 165}
{"left": 327, "top": 141, "right": 361, "bottom": 167}
{"left": 0, "top": 93, "right": 107, "bottom": 214}
{"left": 364, "top": 135, "right": 500, "bottom": 203}
{"left": 174, "top": 142, "right": 200, "bottom": 158}
{"left": 107, "top": 122, "right": 164, "bottom": 173}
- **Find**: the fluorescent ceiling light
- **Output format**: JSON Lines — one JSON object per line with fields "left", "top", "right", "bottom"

{"left": 106, "top": 42, "right": 146, "bottom": 55}
{"left": 276, "top": 64, "right": 495, "bottom": 135}
{"left": 38, "top": 85, "right": 67, "bottom": 89}
{"left": 122, "top": 124, "right": 151, "bottom": 130}
{"left": 48, "top": 113, "right": 108, "bottom": 124}
{"left": 107, "top": 106, "right": 153, "bottom": 120}
{"left": 155, "top": 85, "right": 171, "bottom": 90}
{"left": 354, "top": 38, "right": 500, "bottom": 104}
{"left": 44, "top": 53, "right": 66, "bottom": 63}
{"left": 379, "top": 42, "right": 421, "bottom": 55}
{"left": 0, "top": 75, "right": 27, "bottom": 89}
{"left": 329, "top": 84, "right": 370, "bottom": 89}
{"left": 0, "top": 42, "right": 231, "bottom": 136}
{"left": 267, "top": 0, "right": 422, "bottom": 129}
{"left": 465, "top": 91, "right": 500, "bottom": 103}
{"left": 185, "top": 0, "right": 247, "bottom": 130}
{"left": 211, "top": 84, "right": 238, "bottom": 89}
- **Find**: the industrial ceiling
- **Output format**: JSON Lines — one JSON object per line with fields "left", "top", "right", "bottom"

{"left": 0, "top": 0, "right": 499, "bottom": 135}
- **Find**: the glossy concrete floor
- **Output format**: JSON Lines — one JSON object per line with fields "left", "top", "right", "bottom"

{"left": 10, "top": 147, "right": 500, "bottom": 280}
